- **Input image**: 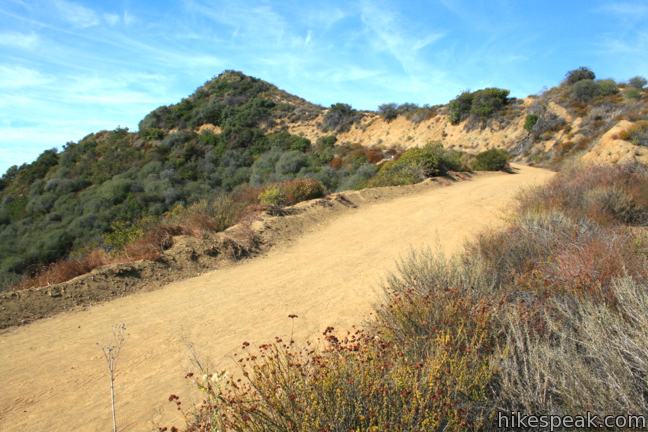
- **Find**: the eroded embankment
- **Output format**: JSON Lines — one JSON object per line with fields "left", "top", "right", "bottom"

{"left": 0, "top": 173, "right": 469, "bottom": 329}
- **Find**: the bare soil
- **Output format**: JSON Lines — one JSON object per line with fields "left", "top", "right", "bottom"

{"left": 0, "top": 165, "right": 554, "bottom": 432}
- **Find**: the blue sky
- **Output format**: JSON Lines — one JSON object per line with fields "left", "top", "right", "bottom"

{"left": 1, "top": 0, "right": 647, "bottom": 174}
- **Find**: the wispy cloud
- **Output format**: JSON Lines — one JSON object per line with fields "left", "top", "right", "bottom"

{"left": 598, "top": 31, "right": 648, "bottom": 54}
{"left": 302, "top": 6, "right": 349, "bottom": 29}
{"left": 0, "top": 31, "right": 39, "bottom": 49}
{"left": 188, "top": 1, "right": 294, "bottom": 46}
{"left": 51, "top": 0, "right": 134, "bottom": 28}
{"left": 0, "top": 65, "right": 51, "bottom": 88}
{"left": 359, "top": 1, "right": 444, "bottom": 73}
{"left": 103, "top": 13, "right": 120, "bottom": 26}
{"left": 53, "top": 0, "right": 100, "bottom": 28}
{"left": 596, "top": 2, "right": 648, "bottom": 17}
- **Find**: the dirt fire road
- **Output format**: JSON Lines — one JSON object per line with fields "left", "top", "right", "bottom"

{"left": 0, "top": 165, "right": 553, "bottom": 431}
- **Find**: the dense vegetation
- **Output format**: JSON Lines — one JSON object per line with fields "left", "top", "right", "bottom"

{"left": 447, "top": 88, "right": 511, "bottom": 125}
{"left": 0, "top": 71, "right": 514, "bottom": 290}
{"left": 0, "top": 73, "right": 374, "bottom": 289}
{"left": 177, "top": 163, "right": 648, "bottom": 431}
{"left": 377, "top": 102, "right": 438, "bottom": 123}
{"left": 472, "top": 148, "right": 510, "bottom": 171}
{"left": 367, "top": 143, "right": 465, "bottom": 187}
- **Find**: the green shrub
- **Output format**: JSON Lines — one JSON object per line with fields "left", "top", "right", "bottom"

{"left": 258, "top": 186, "right": 285, "bottom": 206}
{"left": 624, "top": 87, "right": 642, "bottom": 100}
{"left": 316, "top": 135, "right": 336, "bottom": 148}
{"left": 470, "top": 88, "right": 510, "bottom": 118}
{"left": 569, "top": 78, "right": 618, "bottom": 103}
{"left": 472, "top": 148, "right": 510, "bottom": 171}
{"left": 395, "top": 146, "right": 443, "bottom": 177}
{"left": 258, "top": 178, "right": 325, "bottom": 207}
{"left": 564, "top": 66, "right": 596, "bottom": 85}
{"left": 570, "top": 79, "right": 600, "bottom": 102}
{"left": 275, "top": 151, "right": 308, "bottom": 176}
{"left": 378, "top": 103, "right": 399, "bottom": 121}
{"left": 266, "top": 131, "right": 311, "bottom": 152}
{"left": 0, "top": 271, "right": 20, "bottom": 291}
{"left": 448, "top": 88, "right": 509, "bottom": 124}
{"left": 142, "top": 128, "right": 165, "bottom": 141}
{"left": 619, "top": 120, "right": 648, "bottom": 147}
{"left": 376, "top": 103, "right": 437, "bottom": 124}
{"left": 524, "top": 114, "right": 539, "bottom": 132}
{"left": 172, "top": 195, "right": 244, "bottom": 234}
{"left": 321, "top": 103, "right": 361, "bottom": 133}
{"left": 628, "top": 75, "right": 647, "bottom": 89}
{"left": 367, "top": 160, "right": 426, "bottom": 187}
{"left": 448, "top": 91, "right": 473, "bottom": 124}
{"left": 281, "top": 178, "right": 325, "bottom": 203}
{"left": 597, "top": 79, "right": 619, "bottom": 96}
{"left": 102, "top": 220, "right": 146, "bottom": 251}
{"left": 368, "top": 143, "right": 466, "bottom": 187}
{"left": 338, "top": 164, "right": 378, "bottom": 190}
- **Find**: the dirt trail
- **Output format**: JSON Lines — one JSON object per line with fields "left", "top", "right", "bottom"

{"left": 0, "top": 165, "right": 553, "bottom": 432}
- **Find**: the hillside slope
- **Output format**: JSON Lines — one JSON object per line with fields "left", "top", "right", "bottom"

{"left": 0, "top": 68, "right": 645, "bottom": 292}
{"left": 284, "top": 92, "right": 648, "bottom": 166}
{"left": 0, "top": 165, "right": 553, "bottom": 432}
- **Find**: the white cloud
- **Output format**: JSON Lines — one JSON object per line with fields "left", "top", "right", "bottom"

{"left": 324, "top": 66, "right": 383, "bottom": 83}
{"left": 359, "top": 1, "right": 444, "bottom": 72}
{"left": 188, "top": 1, "right": 297, "bottom": 46}
{"left": 0, "top": 65, "right": 51, "bottom": 88}
{"left": 103, "top": 13, "right": 120, "bottom": 26}
{"left": 597, "top": 31, "right": 648, "bottom": 55}
{"left": 0, "top": 31, "right": 40, "bottom": 49}
{"left": 53, "top": 0, "right": 100, "bottom": 28}
{"left": 302, "top": 7, "right": 349, "bottom": 29}
{"left": 597, "top": 2, "right": 648, "bottom": 16}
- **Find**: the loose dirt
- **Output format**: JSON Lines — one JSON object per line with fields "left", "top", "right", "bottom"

{"left": 0, "top": 164, "right": 553, "bottom": 432}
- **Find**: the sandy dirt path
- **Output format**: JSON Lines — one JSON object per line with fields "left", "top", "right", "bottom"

{"left": 0, "top": 165, "right": 553, "bottom": 431}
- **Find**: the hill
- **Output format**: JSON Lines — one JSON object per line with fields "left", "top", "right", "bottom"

{"left": 0, "top": 68, "right": 646, "bottom": 290}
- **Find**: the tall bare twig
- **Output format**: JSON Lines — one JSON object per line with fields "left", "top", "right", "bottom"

{"left": 99, "top": 323, "right": 127, "bottom": 432}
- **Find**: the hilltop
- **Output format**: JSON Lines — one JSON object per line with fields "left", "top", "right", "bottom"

{"left": 0, "top": 68, "right": 646, "bottom": 291}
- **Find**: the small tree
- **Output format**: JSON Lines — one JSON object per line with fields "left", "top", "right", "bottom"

{"left": 321, "top": 103, "right": 360, "bottom": 133}
{"left": 99, "top": 323, "right": 127, "bottom": 432}
{"left": 628, "top": 76, "right": 647, "bottom": 89}
{"left": 378, "top": 103, "right": 399, "bottom": 122}
{"left": 448, "top": 91, "right": 473, "bottom": 124}
{"left": 564, "top": 67, "right": 596, "bottom": 85}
